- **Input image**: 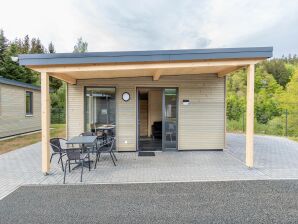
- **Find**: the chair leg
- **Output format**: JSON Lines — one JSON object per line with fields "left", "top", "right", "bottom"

{"left": 81, "top": 161, "right": 83, "bottom": 182}
{"left": 63, "top": 160, "right": 68, "bottom": 184}
{"left": 50, "top": 154, "right": 53, "bottom": 163}
{"left": 110, "top": 152, "right": 116, "bottom": 166}
{"left": 88, "top": 153, "right": 91, "bottom": 171}
{"left": 94, "top": 152, "right": 99, "bottom": 169}
{"left": 60, "top": 157, "right": 64, "bottom": 172}
{"left": 112, "top": 151, "right": 117, "bottom": 161}
{"left": 69, "top": 161, "right": 71, "bottom": 173}
{"left": 59, "top": 153, "right": 64, "bottom": 171}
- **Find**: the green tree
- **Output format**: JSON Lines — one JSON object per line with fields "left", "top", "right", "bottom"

{"left": 0, "top": 34, "right": 49, "bottom": 84}
{"left": 46, "top": 41, "right": 63, "bottom": 91}
{"left": 280, "top": 69, "right": 298, "bottom": 112}
{"left": 227, "top": 66, "right": 283, "bottom": 124}
{"left": 51, "top": 83, "right": 66, "bottom": 109}
{"left": 22, "top": 35, "right": 30, "bottom": 53}
{"left": 30, "top": 38, "right": 45, "bottom": 53}
{"left": 254, "top": 66, "right": 283, "bottom": 124}
{"left": 0, "top": 50, "right": 39, "bottom": 84}
{"left": 0, "top": 29, "right": 8, "bottom": 60}
{"left": 73, "top": 37, "right": 88, "bottom": 53}
{"left": 262, "top": 59, "right": 293, "bottom": 88}
{"left": 48, "top": 42, "right": 55, "bottom": 53}
{"left": 226, "top": 69, "right": 246, "bottom": 120}
{"left": 279, "top": 69, "right": 298, "bottom": 136}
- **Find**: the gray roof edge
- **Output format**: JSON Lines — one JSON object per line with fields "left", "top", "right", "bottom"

{"left": 18, "top": 46, "right": 273, "bottom": 66}
{"left": 0, "top": 77, "right": 41, "bottom": 91}
{"left": 19, "top": 47, "right": 273, "bottom": 59}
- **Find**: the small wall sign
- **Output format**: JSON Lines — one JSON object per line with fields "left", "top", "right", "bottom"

{"left": 182, "top": 99, "right": 190, "bottom": 105}
{"left": 122, "top": 92, "right": 130, "bottom": 102}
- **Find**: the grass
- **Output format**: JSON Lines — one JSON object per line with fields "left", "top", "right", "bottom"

{"left": 227, "top": 118, "right": 298, "bottom": 142}
{"left": 0, "top": 124, "right": 66, "bottom": 155}
{"left": 289, "top": 136, "right": 298, "bottom": 142}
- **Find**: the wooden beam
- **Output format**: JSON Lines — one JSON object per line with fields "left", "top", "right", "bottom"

{"left": 217, "top": 66, "right": 245, "bottom": 77}
{"left": 246, "top": 64, "right": 255, "bottom": 168}
{"left": 30, "top": 59, "right": 263, "bottom": 74}
{"left": 41, "top": 72, "right": 50, "bottom": 174}
{"left": 49, "top": 73, "right": 76, "bottom": 85}
{"left": 153, "top": 70, "right": 161, "bottom": 81}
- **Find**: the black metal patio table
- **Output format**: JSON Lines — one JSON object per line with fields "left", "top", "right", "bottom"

{"left": 66, "top": 136, "right": 98, "bottom": 168}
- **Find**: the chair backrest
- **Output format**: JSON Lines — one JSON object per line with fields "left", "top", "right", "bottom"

{"left": 80, "top": 132, "right": 95, "bottom": 136}
{"left": 65, "top": 149, "right": 81, "bottom": 160}
{"left": 106, "top": 137, "right": 115, "bottom": 149}
{"left": 50, "top": 138, "right": 62, "bottom": 153}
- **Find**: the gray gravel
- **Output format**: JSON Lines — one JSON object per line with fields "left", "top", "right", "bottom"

{"left": 1, "top": 180, "right": 298, "bottom": 224}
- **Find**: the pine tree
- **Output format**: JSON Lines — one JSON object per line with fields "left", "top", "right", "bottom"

{"left": 48, "top": 42, "right": 55, "bottom": 53}
{"left": 23, "top": 35, "right": 30, "bottom": 54}
{"left": 73, "top": 37, "right": 88, "bottom": 53}
{"left": 30, "top": 38, "right": 45, "bottom": 53}
{"left": 0, "top": 29, "right": 8, "bottom": 60}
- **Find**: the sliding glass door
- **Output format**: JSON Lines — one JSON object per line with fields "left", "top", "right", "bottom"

{"left": 85, "top": 87, "right": 116, "bottom": 132}
{"left": 163, "top": 88, "right": 178, "bottom": 150}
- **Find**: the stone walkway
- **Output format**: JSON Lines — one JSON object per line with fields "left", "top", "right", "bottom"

{"left": 1, "top": 133, "right": 298, "bottom": 199}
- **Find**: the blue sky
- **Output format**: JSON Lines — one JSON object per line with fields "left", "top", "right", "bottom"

{"left": 1, "top": 0, "right": 297, "bottom": 56}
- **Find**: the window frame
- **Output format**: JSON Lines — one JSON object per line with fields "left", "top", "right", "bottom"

{"left": 84, "top": 86, "right": 116, "bottom": 132}
{"left": 25, "top": 91, "right": 33, "bottom": 116}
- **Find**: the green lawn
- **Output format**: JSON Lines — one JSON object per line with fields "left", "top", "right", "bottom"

{"left": 0, "top": 124, "right": 66, "bottom": 155}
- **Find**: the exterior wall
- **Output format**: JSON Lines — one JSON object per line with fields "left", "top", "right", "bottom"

{"left": 0, "top": 84, "right": 41, "bottom": 138}
{"left": 67, "top": 74, "right": 225, "bottom": 151}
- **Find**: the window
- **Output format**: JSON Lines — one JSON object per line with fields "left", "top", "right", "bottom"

{"left": 85, "top": 87, "right": 116, "bottom": 131}
{"left": 26, "top": 91, "right": 33, "bottom": 115}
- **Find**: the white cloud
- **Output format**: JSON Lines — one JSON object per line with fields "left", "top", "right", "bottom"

{"left": 0, "top": 0, "right": 297, "bottom": 56}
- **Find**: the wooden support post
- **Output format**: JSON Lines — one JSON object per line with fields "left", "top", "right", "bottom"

{"left": 41, "top": 72, "right": 50, "bottom": 174}
{"left": 246, "top": 64, "right": 255, "bottom": 168}
{"left": 65, "top": 83, "right": 68, "bottom": 140}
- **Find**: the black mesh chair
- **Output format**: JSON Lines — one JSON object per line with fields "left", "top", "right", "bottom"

{"left": 81, "top": 131, "right": 95, "bottom": 136}
{"left": 63, "top": 148, "right": 88, "bottom": 184}
{"left": 50, "top": 138, "right": 67, "bottom": 171}
{"left": 80, "top": 132, "right": 96, "bottom": 153}
{"left": 95, "top": 137, "right": 117, "bottom": 168}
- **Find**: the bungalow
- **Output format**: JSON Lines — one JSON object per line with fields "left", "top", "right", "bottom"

{"left": 0, "top": 77, "right": 41, "bottom": 138}
{"left": 18, "top": 47, "right": 273, "bottom": 174}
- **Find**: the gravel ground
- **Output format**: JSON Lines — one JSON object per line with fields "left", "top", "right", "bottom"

{"left": 1, "top": 180, "right": 298, "bottom": 224}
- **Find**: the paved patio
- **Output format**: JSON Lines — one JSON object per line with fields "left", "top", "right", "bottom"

{"left": 0, "top": 133, "right": 298, "bottom": 199}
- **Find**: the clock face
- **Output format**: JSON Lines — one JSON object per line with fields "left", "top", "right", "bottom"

{"left": 122, "top": 92, "right": 130, "bottom": 101}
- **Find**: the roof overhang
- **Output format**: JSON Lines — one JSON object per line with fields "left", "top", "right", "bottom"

{"left": 0, "top": 77, "right": 41, "bottom": 91}
{"left": 18, "top": 47, "right": 273, "bottom": 84}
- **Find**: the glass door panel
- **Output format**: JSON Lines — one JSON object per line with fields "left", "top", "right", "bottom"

{"left": 163, "top": 88, "right": 177, "bottom": 150}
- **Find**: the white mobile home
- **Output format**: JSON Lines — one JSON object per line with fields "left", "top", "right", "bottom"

{"left": 0, "top": 77, "right": 41, "bottom": 138}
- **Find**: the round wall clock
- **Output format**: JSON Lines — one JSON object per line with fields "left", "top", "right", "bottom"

{"left": 122, "top": 92, "right": 130, "bottom": 102}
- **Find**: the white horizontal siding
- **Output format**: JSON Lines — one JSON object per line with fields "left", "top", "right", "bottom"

{"left": 67, "top": 84, "right": 84, "bottom": 138}
{"left": 0, "top": 84, "right": 41, "bottom": 138}
{"left": 67, "top": 74, "right": 225, "bottom": 151}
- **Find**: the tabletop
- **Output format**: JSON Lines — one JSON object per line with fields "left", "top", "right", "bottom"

{"left": 96, "top": 126, "right": 115, "bottom": 130}
{"left": 66, "top": 136, "right": 97, "bottom": 145}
